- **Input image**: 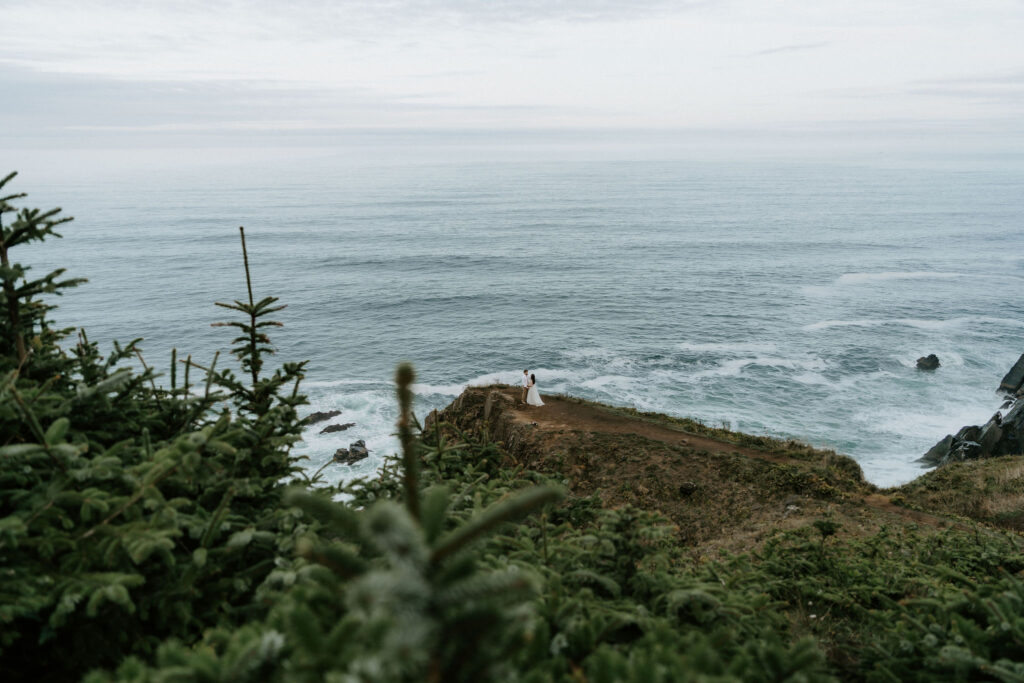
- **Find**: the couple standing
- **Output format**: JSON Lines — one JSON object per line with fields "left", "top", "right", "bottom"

{"left": 521, "top": 369, "right": 544, "bottom": 407}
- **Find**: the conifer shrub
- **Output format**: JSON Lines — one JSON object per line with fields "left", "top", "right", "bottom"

{"left": 0, "top": 174, "right": 314, "bottom": 678}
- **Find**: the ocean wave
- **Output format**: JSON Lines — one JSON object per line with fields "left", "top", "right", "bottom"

{"left": 790, "top": 369, "right": 897, "bottom": 390}
{"left": 689, "top": 355, "right": 827, "bottom": 380}
{"left": 836, "top": 271, "right": 965, "bottom": 284}
{"left": 313, "top": 253, "right": 517, "bottom": 271}
{"left": 302, "top": 378, "right": 386, "bottom": 389}
{"left": 579, "top": 374, "right": 640, "bottom": 393}
{"left": 852, "top": 395, "right": 1000, "bottom": 443}
{"left": 412, "top": 370, "right": 512, "bottom": 397}
{"left": 803, "top": 317, "right": 1024, "bottom": 332}
{"left": 676, "top": 341, "right": 779, "bottom": 354}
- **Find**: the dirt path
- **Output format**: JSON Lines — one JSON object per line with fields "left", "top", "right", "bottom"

{"left": 508, "top": 389, "right": 796, "bottom": 465}
{"left": 504, "top": 388, "right": 971, "bottom": 532}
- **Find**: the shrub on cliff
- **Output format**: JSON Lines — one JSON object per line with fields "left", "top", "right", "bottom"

{"left": 0, "top": 173, "right": 314, "bottom": 678}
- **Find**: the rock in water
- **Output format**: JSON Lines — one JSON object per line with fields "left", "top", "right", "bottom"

{"left": 349, "top": 439, "right": 369, "bottom": 459}
{"left": 919, "top": 434, "right": 954, "bottom": 466}
{"left": 319, "top": 422, "right": 356, "bottom": 434}
{"left": 916, "top": 354, "right": 940, "bottom": 371}
{"left": 999, "top": 353, "right": 1024, "bottom": 394}
{"left": 333, "top": 448, "right": 366, "bottom": 465}
{"left": 921, "top": 396, "right": 1024, "bottom": 467}
{"left": 304, "top": 410, "right": 342, "bottom": 426}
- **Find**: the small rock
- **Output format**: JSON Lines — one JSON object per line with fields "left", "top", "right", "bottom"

{"left": 782, "top": 496, "right": 802, "bottom": 516}
{"left": 919, "top": 434, "right": 954, "bottom": 466}
{"left": 319, "top": 422, "right": 356, "bottom": 435}
{"left": 998, "top": 353, "right": 1024, "bottom": 394}
{"left": 332, "top": 447, "right": 367, "bottom": 466}
{"left": 348, "top": 440, "right": 369, "bottom": 459}
{"left": 916, "top": 354, "right": 941, "bottom": 371}
{"left": 304, "top": 410, "right": 342, "bottom": 426}
{"left": 678, "top": 481, "right": 698, "bottom": 497}
{"left": 953, "top": 425, "right": 981, "bottom": 443}
{"left": 977, "top": 420, "right": 1003, "bottom": 457}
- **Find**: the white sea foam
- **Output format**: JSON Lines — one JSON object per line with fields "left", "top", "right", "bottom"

{"left": 854, "top": 390, "right": 1000, "bottom": 446}
{"left": 791, "top": 371, "right": 832, "bottom": 386}
{"left": 411, "top": 369, "right": 536, "bottom": 397}
{"left": 790, "top": 369, "right": 897, "bottom": 390}
{"left": 689, "top": 355, "right": 827, "bottom": 380}
{"left": 580, "top": 374, "right": 639, "bottom": 393}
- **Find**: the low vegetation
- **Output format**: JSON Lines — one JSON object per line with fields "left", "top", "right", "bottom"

{"left": 894, "top": 457, "right": 1024, "bottom": 531}
{"left": 2, "top": 172, "right": 1023, "bottom": 681}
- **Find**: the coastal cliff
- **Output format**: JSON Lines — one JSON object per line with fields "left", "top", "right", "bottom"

{"left": 429, "top": 385, "right": 1024, "bottom": 546}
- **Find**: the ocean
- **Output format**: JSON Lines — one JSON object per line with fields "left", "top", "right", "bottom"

{"left": 15, "top": 142, "right": 1024, "bottom": 487}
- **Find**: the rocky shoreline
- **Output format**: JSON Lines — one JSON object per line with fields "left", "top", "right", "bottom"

{"left": 919, "top": 353, "right": 1024, "bottom": 467}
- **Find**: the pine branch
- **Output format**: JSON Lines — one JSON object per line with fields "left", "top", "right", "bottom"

{"left": 396, "top": 363, "right": 420, "bottom": 521}
{"left": 430, "top": 486, "right": 564, "bottom": 564}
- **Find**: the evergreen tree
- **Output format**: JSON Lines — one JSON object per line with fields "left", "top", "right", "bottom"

{"left": 0, "top": 175, "right": 316, "bottom": 678}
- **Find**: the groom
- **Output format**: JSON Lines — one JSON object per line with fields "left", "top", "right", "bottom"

{"left": 521, "top": 369, "right": 530, "bottom": 404}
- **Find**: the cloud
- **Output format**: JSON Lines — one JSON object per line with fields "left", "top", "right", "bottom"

{"left": 904, "top": 71, "right": 1024, "bottom": 102}
{"left": 824, "top": 70, "right": 1024, "bottom": 107}
{"left": 320, "top": 0, "right": 704, "bottom": 24}
{"left": 913, "top": 71, "right": 1024, "bottom": 87}
{"left": 3, "top": 0, "right": 1024, "bottom": 138}
{"left": 748, "top": 41, "right": 830, "bottom": 57}
{"left": 0, "top": 62, "right": 591, "bottom": 146}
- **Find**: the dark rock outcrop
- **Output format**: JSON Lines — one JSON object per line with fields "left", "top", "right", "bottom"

{"left": 920, "top": 435, "right": 954, "bottom": 465}
{"left": 333, "top": 440, "right": 370, "bottom": 466}
{"left": 999, "top": 353, "right": 1024, "bottom": 394}
{"left": 920, "top": 397, "right": 1024, "bottom": 467}
{"left": 320, "top": 422, "right": 356, "bottom": 435}
{"left": 304, "top": 410, "right": 341, "bottom": 426}
{"left": 916, "top": 354, "right": 940, "bottom": 371}
{"left": 920, "top": 356, "right": 1024, "bottom": 467}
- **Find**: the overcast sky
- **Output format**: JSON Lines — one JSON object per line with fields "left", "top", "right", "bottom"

{"left": 3, "top": 0, "right": 1024, "bottom": 151}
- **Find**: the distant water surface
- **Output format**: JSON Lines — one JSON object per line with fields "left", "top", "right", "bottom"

{"left": 20, "top": 151, "right": 1024, "bottom": 487}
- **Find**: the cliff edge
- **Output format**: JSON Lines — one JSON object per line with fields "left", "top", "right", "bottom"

{"left": 429, "top": 386, "right": 1024, "bottom": 551}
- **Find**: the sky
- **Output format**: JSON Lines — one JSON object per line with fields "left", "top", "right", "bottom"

{"left": 3, "top": 0, "right": 1024, "bottom": 156}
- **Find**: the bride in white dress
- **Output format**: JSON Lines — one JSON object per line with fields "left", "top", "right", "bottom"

{"left": 526, "top": 373, "right": 544, "bottom": 406}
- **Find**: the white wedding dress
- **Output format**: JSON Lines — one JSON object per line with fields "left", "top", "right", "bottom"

{"left": 526, "top": 383, "right": 544, "bottom": 406}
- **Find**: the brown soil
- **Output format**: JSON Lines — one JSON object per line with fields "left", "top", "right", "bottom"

{"left": 433, "top": 386, "right": 989, "bottom": 554}
{"left": 511, "top": 391, "right": 823, "bottom": 466}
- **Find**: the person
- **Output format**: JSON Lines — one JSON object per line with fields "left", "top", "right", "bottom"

{"left": 526, "top": 372, "right": 544, "bottom": 407}
{"left": 521, "top": 369, "right": 530, "bottom": 404}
